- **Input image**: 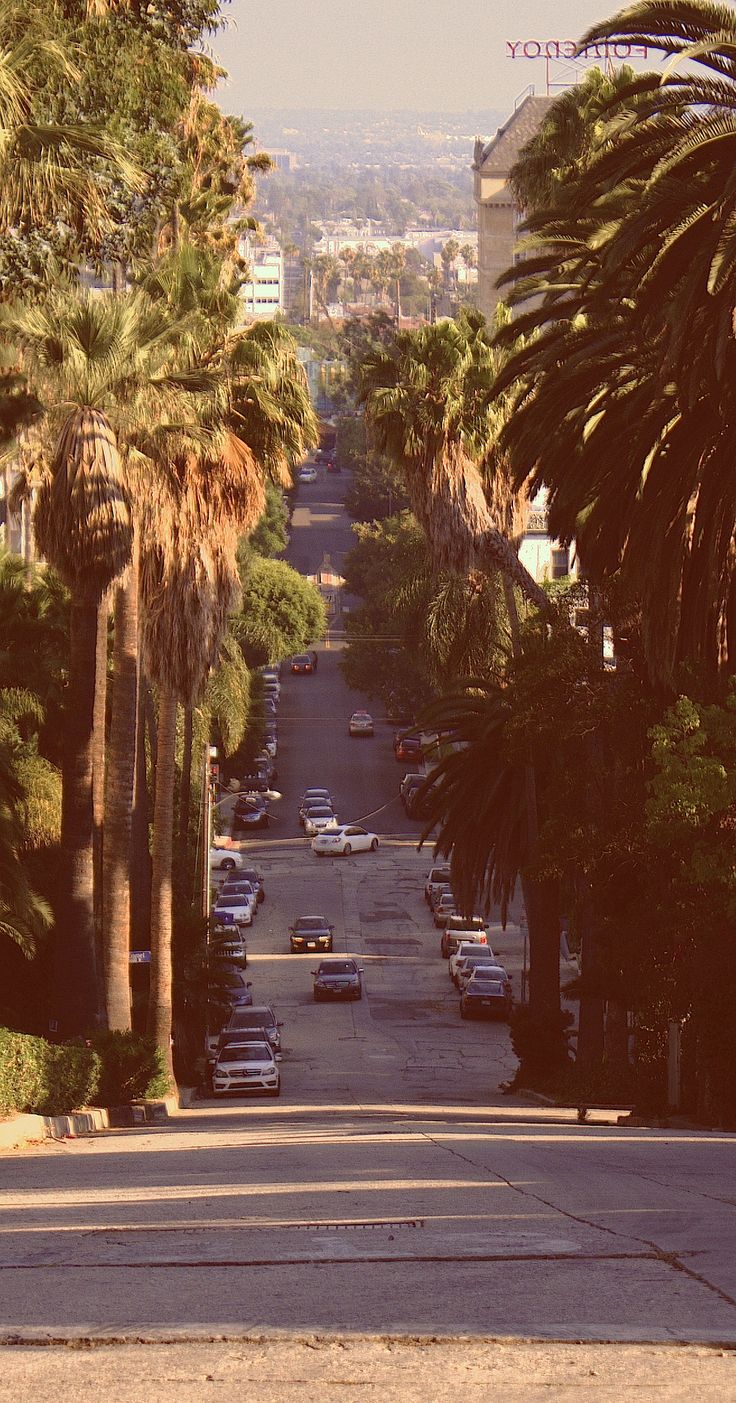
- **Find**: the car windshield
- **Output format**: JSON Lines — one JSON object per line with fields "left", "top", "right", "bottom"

{"left": 218, "top": 1044, "right": 272, "bottom": 1063}
{"left": 307, "top": 807, "right": 333, "bottom": 818}
{"left": 469, "top": 966, "right": 506, "bottom": 980}
{"left": 240, "top": 871, "right": 261, "bottom": 883}
{"left": 212, "top": 972, "right": 243, "bottom": 986}
{"left": 296, "top": 918, "right": 328, "bottom": 931}
{"left": 304, "top": 791, "right": 329, "bottom": 800}
{"left": 215, "top": 896, "right": 248, "bottom": 908}
{"left": 230, "top": 1010, "right": 274, "bottom": 1026}
{"left": 318, "top": 961, "right": 355, "bottom": 974}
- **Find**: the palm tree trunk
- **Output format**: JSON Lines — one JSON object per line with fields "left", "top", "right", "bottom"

{"left": 147, "top": 683, "right": 177, "bottom": 1083}
{"left": 93, "top": 597, "right": 109, "bottom": 976}
{"left": 102, "top": 543, "right": 139, "bottom": 1031}
{"left": 56, "top": 597, "right": 103, "bottom": 1035}
{"left": 179, "top": 704, "right": 193, "bottom": 846}
{"left": 130, "top": 665, "right": 152, "bottom": 968}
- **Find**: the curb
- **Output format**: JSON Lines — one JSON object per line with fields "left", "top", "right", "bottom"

{"left": 0, "top": 1091, "right": 186, "bottom": 1152}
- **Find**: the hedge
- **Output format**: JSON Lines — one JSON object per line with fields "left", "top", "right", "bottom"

{"left": 0, "top": 1027, "right": 170, "bottom": 1118}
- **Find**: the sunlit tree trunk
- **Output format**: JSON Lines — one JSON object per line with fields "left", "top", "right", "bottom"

{"left": 102, "top": 540, "right": 139, "bottom": 1030}
{"left": 147, "top": 683, "right": 177, "bottom": 1083}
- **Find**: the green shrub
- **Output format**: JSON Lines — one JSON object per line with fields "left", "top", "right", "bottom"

{"left": 38, "top": 1044, "right": 101, "bottom": 1117}
{"left": 0, "top": 1028, "right": 99, "bottom": 1117}
{"left": 89, "top": 1030, "right": 170, "bottom": 1106}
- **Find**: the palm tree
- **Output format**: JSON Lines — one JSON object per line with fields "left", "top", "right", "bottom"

{"left": 0, "top": 707, "right": 53, "bottom": 957}
{"left": 0, "top": 0, "right": 141, "bottom": 239}
{"left": 0, "top": 286, "right": 200, "bottom": 1033}
{"left": 417, "top": 681, "right": 564, "bottom": 1079}
{"left": 140, "top": 431, "right": 265, "bottom": 1073}
{"left": 358, "top": 319, "right": 547, "bottom": 609}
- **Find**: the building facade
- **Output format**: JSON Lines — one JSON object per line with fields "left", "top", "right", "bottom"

{"left": 238, "top": 241, "right": 284, "bottom": 320}
{"left": 473, "top": 94, "right": 553, "bottom": 322}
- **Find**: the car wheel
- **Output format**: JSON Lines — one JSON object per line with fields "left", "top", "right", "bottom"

{"left": 370, "top": 838, "right": 379, "bottom": 851}
{"left": 220, "top": 858, "right": 236, "bottom": 871}
{"left": 343, "top": 843, "right": 352, "bottom": 856}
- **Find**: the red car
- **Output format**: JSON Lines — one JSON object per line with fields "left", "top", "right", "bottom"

{"left": 291, "top": 654, "right": 313, "bottom": 674}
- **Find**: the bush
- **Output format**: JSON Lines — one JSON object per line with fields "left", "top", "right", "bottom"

{"left": 0, "top": 1028, "right": 99, "bottom": 1117}
{"left": 89, "top": 1030, "right": 170, "bottom": 1107}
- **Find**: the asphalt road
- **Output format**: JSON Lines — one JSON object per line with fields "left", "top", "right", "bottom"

{"left": 2, "top": 467, "right": 736, "bottom": 1397}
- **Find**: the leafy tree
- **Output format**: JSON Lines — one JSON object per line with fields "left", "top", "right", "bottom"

{"left": 235, "top": 556, "right": 326, "bottom": 667}
{"left": 248, "top": 481, "right": 289, "bottom": 558}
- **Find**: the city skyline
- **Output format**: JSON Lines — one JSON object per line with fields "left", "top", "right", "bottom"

{"left": 210, "top": 0, "right": 656, "bottom": 116}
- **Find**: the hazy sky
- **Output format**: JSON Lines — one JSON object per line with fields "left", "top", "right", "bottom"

{"left": 210, "top": 0, "right": 656, "bottom": 115}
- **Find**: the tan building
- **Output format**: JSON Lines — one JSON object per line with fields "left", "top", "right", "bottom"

{"left": 473, "top": 94, "right": 554, "bottom": 321}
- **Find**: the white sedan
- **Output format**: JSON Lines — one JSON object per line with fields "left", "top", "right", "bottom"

{"left": 312, "top": 825, "right": 379, "bottom": 856}
{"left": 212, "top": 893, "right": 255, "bottom": 927}
{"left": 209, "top": 848, "right": 245, "bottom": 873}
{"left": 211, "top": 1040, "right": 280, "bottom": 1096}
{"left": 349, "top": 711, "right": 374, "bottom": 736}
{"left": 298, "top": 466, "right": 318, "bottom": 483}
{"left": 303, "top": 806, "right": 340, "bottom": 837}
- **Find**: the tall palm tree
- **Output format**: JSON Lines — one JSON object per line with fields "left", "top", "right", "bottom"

{"left": 358, "top": 320, "right": 548, "bottom": 609}
{"left": 140, "top": 431, "right": 265, "bottom": 1073}
{"left": 0, "top": 287, "right": 201, "bottom": 1033}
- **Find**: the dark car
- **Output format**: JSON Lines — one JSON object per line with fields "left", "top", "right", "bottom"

{"left": 237, "top": 867, "right": 265, "bottom": 903}
{"left": 290, "top": 915, "right": 334, "bottom": 953}
{"left": 207, "top": 969, "right": 253, "bottom": 1008}
{"left": 325, "top": 458, "right": 340, "bottom": 473}
{"left": 312, "top": 958, "right": 363, "bottom": 1001}
{"left": 233, "top": 795, "right": 269, "bottom": 829}
{"left": 208, "top": 933, "right": 247, "bottom": 969}
{"left": 291, "top": 654, "right": 313, "bottom": 674}
{"left": 394, "top": 733, "right": 423, "bottom": 763}
{"left": 460, "top": 966, "right": 513, "bottom": 1020}
{"left": 223, "top": 1004, "right": 282, "bottom": 1052}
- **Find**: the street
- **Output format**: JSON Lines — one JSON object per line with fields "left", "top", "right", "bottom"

{"left": 2, "top": 469, "right": 736, "bottom": 1396}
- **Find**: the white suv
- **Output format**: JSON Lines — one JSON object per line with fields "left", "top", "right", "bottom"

{"left": 449, "top": 940, "right": 497, "bottom": 984}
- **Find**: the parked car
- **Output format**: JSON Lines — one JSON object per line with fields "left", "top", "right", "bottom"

{"left": 236, "top": 867, "right": 265, "bottom": 903}
{"left": 291, "top": 654, "right": 314, "bottom": 674}
{"left": 223, "top": 1004, "right": 282, "bottom": 1052}
{"left": 349, "top": 710, "right": 374, "bottom": 737}
{"left": 394, "top": 733, "right": 423, "bottom": 762}
{"left": 460, "top": 967, "right": 513, "bottom": 1020}
{"left": 298, "top": 466, "right": 317, "bottom": 484}
{"left": 212, "top": 892, "right": 256, "bottom": 928}
{"left": 312, "top": 958, "right": 363, "bottom": 1001}
{"left": 298, "top": 789, "right": 334, "bottom": 824}
{"left": 453, "top": 950, "right": 501, "bottom": 990}
{"left": 207, "top": 969, "right": 253, "bottom": 1008}
{"left": 400, "top": 773, "right": 424, "bottom": 805}
{"left": 208, "top": 933, "right": 247, "bottom": 969}
{"left": 211, "top": 1040, "right": 281, "bottom": 1096}
{"left": 312, "top": 825, "right": 379, "bottom": 857}
{"left": 440, "top": 920, "right": 489, "bottom": 959}
{"left": 233, "top": 795, "right": 269, "bottom": 830}
{"left": 405, "top": 784, "right": 433, "bottom": 820}
{"left": 209, "top": 847, "right": 245, "bottom": 873}
{"left": 449, "top": 940, "right": 498, "bottom": 984}
{"left": 433, "top": 892, "right": 459, "bottom": 928}
{"left": 220, "top": 880, "right": 261, "bottom": 910}
{"left": 425, "top": 865, "right": 452, "bottom": 904}
{"left": 325, "top": 458, "right": 340, "bottom": 473}
{"left": 289, "top": 915, "right": 334, "bottom": 953}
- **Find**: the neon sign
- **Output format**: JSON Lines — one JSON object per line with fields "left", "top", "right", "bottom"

{"left": 506, "top": 40, "right": 649, "bottom": 59}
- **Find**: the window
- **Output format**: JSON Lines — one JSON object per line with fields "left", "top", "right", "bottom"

{"left": 551, "top": 547, "right": 569, "bottom": 579}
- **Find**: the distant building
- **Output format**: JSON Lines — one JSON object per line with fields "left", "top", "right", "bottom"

{"left": 519, "top": 491, "right": 579, "bottom": 584}
{"left": 267, "top": 149, "right": 297, "bottom": 172}
{"left": 239, "top": 240, "right": 284, "bottom": 320}
{"left": 473, "top": 94, "right": 553, "bottom": 321}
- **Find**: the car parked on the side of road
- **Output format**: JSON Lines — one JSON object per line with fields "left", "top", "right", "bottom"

{"left": 208, "top": 933, "right": 248, "bottom": 969}
{"left": 298, "top": 466, "right": 318, "bottom": 484}
{"left": 433, "top": 892, "right": 460, "bottom": 927}
{"left": 312, "top": 825, "right": 379, "bottom": 857}
{"left": 428, "top": 882, "right": 454, "bottom": 911}
{"left": 209, "top": 847, "right": 245, "bottom": 873}
{"left": 212, "top": 892, "right": 256, "bottom": 928}
{"left": 349, "top": 711, "right": 374, "bottom": 736}
{"left": 289, "top": 915, "right": 334, "bottom": 953}
{"left": 400, "top": 773, "right": 424, "bottom": 805}
{"left": 453, "top": 950, "right": 502, "bottom": 990}
{"left": 303, "top": 805, "right": 339, "bottom": 837}
{"left": 448, "top": 940, "right": 498, "bottom": 984}
{"left": 425, "top": 865, "right": 452, "bottom": 904}
{"left": 207, "top": 969, "right": 253, "bottom": 1008}
{"left": 211, "top": 1040, "right": 281, "bottom": 1096}
{"left": 394, "top": 733, "right": 423, "bottom": 763}
{"left": 233, "top": 795, "right": 269, "bottom": 829}
{"left": 225, "top": 868, "right": 265, "bottom": 903}
{"left": 460, "top": 967, "right": 513, "bottom": 1020}
{"left": 440, "top": 921, "right": 489, "bottom": 959}
{"left": 312, "top": 958, "right": 363, "bottom": 1001}
{"left": 223, "top": 1004, "right": 282, "bottom": 1052}
{"left": 291, "top": 653, "right": 314, "bottom": 674}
